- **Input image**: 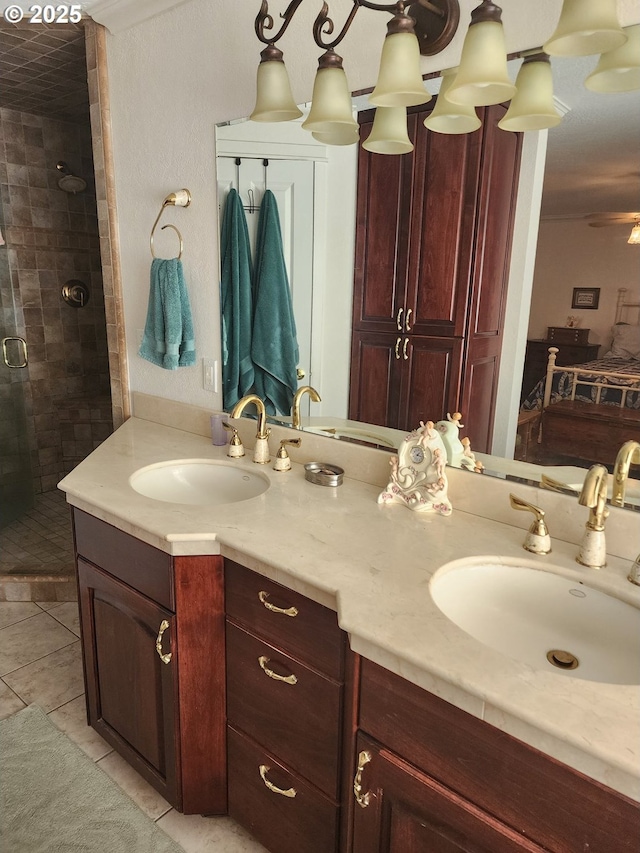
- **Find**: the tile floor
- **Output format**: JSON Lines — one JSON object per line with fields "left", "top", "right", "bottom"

{"left": 0, "top": 600, "right": 268, "bottom": 853}
{"left": 0, "top": 490, "right": 77, "bottom": 601}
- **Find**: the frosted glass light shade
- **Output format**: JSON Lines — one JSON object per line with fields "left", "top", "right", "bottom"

{"left": 250, "top": 51, "right": 303, "bottom": 122}
{"left": 585, "top": 25, "right": 640, "bottom": 93}
{"left": 629, "top": 224, "right": 640, "bottom": 245}
{"left": 369, "top": 32, "right": 431, "bottom": 108}
{"left": 498, "top": 56, "right": 563, "bottom": 132}
{"left": 447, "top": 20, "right": 516, "bottom": 106}
{"left": 302, "top": 63, "right": 358, "bottom": 134}
{"left": 311, "top": 127, "right": 360, "bottom": 146}
{"left": 363, "top": 107, "right": 413, "bottom": 155}
{"left": 424, "top": 68, "right": 482, "bottom": 134}
{"left": 543, "top": 0, "right": 626, "bottom": 57}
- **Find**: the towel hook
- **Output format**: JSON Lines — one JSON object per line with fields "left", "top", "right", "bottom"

{"left": 150, "top": 189, "right": 191, "bottom": 259}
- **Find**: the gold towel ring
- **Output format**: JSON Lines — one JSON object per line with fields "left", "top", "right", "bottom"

{"left": 150, "top": 189, "right": 191, "bottom": 259}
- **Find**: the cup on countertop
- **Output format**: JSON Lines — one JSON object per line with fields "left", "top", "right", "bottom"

{"left": 210, "top": 413, "right": 228, "bottom": 446}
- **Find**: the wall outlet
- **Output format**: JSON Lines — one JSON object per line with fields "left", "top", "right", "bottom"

{"left": 202, "top": 358, "right": 218, "bottom": 393}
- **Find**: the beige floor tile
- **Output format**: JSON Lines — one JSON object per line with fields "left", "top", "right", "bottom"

{"left": 97, "top": 751, "right": 173, "bottom": 820}
{"left": 46, "top": 601, "right": 80, "bottom": 636}
{"left": 0, "top": 601, "right": 41, "bottom": 629}
{"left": 36, "top": 601, "right": 65, "bottom": 611}
{"left": 0, "top": 611, "right": 77, "bottom": 676}
{"left": 3, "top": 641, "right": 84, "bottom": 712}
{"left": 48, "top": 695, "right": 113, "bottom": 761}
{"left": 0, "top": 679, "right": 26, "bottom": 720}
{"left": 157, "top": 812, "right": 269, "bottom": 853}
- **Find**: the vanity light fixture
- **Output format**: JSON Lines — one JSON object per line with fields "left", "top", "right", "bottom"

{"left": 498, "top": 53, "right": 563, "bottom": 133}
{"left": 250, "top": 0, "right": 637, "bottom": 150}
{"left": 628, "top": 219, "right": 640, "bottom": 246}
{"left": 363, "top": 105, "right": 414, "bottom": 153}
{"left": 446, "top": 1, "right": 515, "bottom": 107}
{"left": 585, "top": 24, "right": 640, "bottom": 94}
{"left": 423, "top": 66, "right": 481, "bottom": 134}
{"left": 543, "top": 0, "right": 627, "bottom": 58}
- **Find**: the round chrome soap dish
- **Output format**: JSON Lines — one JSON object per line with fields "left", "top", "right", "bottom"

{"left": 304, "top": 463, "right": 344, "bottom": 487}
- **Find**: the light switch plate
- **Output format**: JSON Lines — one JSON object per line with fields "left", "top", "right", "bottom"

{"left": 202, "top": 358, "right": 218, "bottom": 392}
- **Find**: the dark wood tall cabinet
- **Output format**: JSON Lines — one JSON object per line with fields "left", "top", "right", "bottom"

{"left": 349, "top": 104, "right": 522, "bottom": 452}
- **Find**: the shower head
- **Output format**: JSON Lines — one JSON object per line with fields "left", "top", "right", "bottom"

{"left": 56, "top": 161, "right": 87, "bottom": 194}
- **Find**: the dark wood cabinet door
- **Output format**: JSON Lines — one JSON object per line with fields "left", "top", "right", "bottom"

{"left": 399, "top": 336, "right": 463, "bottom": 431}
{"left": 78, "top": 558, "right": 180, "bottom": 808}
{"left": 349, "top": 331, "right": 404, "bottom": 428}
{"left": 352, "top": 735, "right": 545, "bottom": 853}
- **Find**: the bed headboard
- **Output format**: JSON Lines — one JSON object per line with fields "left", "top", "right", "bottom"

{"left": 615, "top": 287, "right": 640, "bottom": 325}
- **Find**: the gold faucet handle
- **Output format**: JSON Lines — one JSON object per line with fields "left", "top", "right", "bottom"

{"left": 276, "top": 437, "right": 302, "bottom": 458}
{"left": 540, "top": 474, "right": 579, "bottom": 495}
{"left": 509, "top": 494, "right": 551, "bottom": 554}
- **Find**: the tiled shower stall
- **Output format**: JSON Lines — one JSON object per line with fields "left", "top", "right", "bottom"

{"left": 0, "top": 21, "right": 113, "bottom": 592}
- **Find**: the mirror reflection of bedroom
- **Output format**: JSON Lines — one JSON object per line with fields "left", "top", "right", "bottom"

{"left": 516, "top": 55, "right": 640, "bottom": 472}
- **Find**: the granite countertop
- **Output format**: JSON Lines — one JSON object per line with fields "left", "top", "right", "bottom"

{"left": 58, "top": 417, "right": 640, "bottom": 802}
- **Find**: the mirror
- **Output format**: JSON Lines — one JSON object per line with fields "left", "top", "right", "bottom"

{"left": 216, "top": 56, "right": 640, "bottom": 509}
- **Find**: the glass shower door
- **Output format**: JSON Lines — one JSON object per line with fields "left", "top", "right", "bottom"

{"left": 0, "top": 209, "right": 34, "bottom": 528}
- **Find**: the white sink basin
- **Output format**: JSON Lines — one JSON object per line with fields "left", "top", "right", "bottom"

{"left": 430, "top": 561, "right": 640, "bottom": 685}
{"left": 129, "top": 459, "right": 270, "bottom": 505}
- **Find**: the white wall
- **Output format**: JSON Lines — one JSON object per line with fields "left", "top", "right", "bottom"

{"left": 529, "top": 220, "right": 640, "bottom": 349}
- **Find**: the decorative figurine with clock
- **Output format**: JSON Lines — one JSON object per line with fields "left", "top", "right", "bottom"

{"left": 378, "top": 421, "right": 452, "bottom": 515}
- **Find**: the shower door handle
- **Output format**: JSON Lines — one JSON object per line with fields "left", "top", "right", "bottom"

{"left": 2, "top": 337, "right": 28, "bottom": 368}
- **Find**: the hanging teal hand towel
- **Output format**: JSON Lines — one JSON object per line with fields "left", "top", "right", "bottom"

{"left": 252, "top": 190, "right": 299, "bottom": 417}
{"left": 139, "top": 258, "right": 196, "bottom": 370}
{"left": 220, "top": 188, "right": 254, "bottom": 410}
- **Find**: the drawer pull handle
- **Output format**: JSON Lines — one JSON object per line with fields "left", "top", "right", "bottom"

{"left": 258, "top": 590, "right": 298, "bottom": 618}
{"left": 353, "top": 750, "right": 372, "bottom": 809}
{"left": 258, "top": 655, "right": 298, "bottom": 685}
{"left": 155, "top": 619, "right": 172, "bottom": 664}
{"left": 259, "top": 764, "right": 297, "bottom": 798}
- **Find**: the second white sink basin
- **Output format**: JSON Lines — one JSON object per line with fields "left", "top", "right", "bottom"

{"left": 129, "top": 459, "right": 270, "bottom": 505}
{"left": 430, "top": 561, "right": 640, "bottom": 685}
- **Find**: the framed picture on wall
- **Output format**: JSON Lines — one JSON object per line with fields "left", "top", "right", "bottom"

{"left": 571, "top": 287, "right": 600, "bottom": 309}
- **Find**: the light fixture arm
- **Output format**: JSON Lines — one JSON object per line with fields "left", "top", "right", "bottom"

{"left": 255, "top": 0, "right": 306, "bottom": 45}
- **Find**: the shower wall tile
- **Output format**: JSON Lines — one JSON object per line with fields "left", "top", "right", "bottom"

{"left": 0, "top": 105, "right": 112, "bottom": 494}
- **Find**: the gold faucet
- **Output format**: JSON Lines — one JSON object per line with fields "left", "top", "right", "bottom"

{"left": 576, "top": 464, "right": 609, "bottom": 569}
{"left": 230, "top": 394, "right": 270, "bottom": 463}
{"left": 611, "top": 440, "right": 640, "bottom": 508}
{"left": 291, "top": 385, "right": 321, "bottom": 429}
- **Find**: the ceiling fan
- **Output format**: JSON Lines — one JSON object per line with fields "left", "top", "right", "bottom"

{"left": 585, "top": 212, "right": 640, "bottom": 227}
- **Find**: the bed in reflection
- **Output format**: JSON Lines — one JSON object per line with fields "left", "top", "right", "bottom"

{"left": 520, "top": 292, "right": 640, "bottom": 467}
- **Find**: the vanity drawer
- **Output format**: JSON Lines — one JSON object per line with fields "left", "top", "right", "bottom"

{"left": 225, "top": 560, "right": 344, "bottom": 679}
{"left": 226, "top": 620, "right": 342, "bottom": 798}
{"left": 227, "top": 725, "right": 340, "bottom": 853}
{"left": 359, "top": 659, "right": 640, "bottom": 853}
{"left": 73, "top": 510, "right": 173, "bottom": 611}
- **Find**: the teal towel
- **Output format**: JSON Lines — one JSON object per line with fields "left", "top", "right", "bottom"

{"left": 220, "top": 188, "right": 254, "bottom": 410}
{"left": 139, "top": 258, "right": 196, "bottom": 370}
{"left": 252, "top": 190, "right": 299, "bottom": 417}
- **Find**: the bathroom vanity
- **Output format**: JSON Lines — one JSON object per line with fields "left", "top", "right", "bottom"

{"left": 60, "top": 402, "right": 640, "bottom": 853}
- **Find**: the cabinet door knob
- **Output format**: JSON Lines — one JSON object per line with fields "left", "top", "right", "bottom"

{"left": 258, "top": 590, "right": 298, "bottom": 618}
{"left": 258, "top": 655, "right": 298, "bottom": 685}
{"left": 259, "top": 764, "right": 297, "bottom": 798}
{"left": 396, "top": 307, "right": 404, "bottom": 331}
{"left": 395, "top": 337, "right": 401, "bottom": 359}
{"left": 155, "top": 619, "right": 172, "bottom": 664}
{"left": 402, "top": 337, "right": 409, "bottom": 360}
{"left": 353, "top": 749, "right": 372, "bottom": 808}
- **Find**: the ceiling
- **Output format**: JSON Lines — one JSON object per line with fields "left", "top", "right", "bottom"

{"left": 0, "top": 20, "right": 89, "bottom": 124}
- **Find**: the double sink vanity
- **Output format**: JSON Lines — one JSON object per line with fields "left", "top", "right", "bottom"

{"left": 58, "top": 392, "right": 640, "bottom": 853}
